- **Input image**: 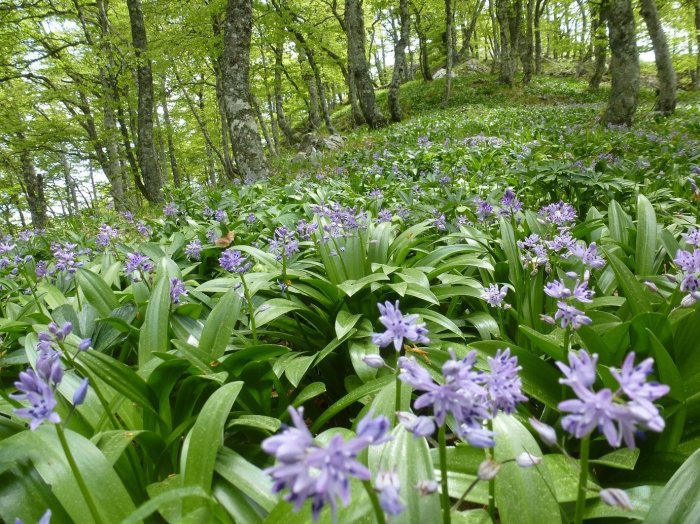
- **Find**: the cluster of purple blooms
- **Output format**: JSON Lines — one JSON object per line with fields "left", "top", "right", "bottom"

{"left": 52, "top": 243, "right": 83, "bottom": 275}
{"left": 268, "top": 226, "right": 300, "bottom": 261}
{"left": 542, "top": 273, "right": 594, "bottom": 330}
{"left": 556, "top": 349, "right": 669, "bottom": 448}
{"left": 220, "top": 249, "right": 252, "bottom": 274}
{"left": 371, "top": 301, "right": 429, "bottom": 351}
{"left": 185, "top": 239, "right": 203, "bottom": 260}
{"left": 124, "top": 252, "right": 154, "bottom": 281}
{"left": 397, "top": 348, "right": 526, "bottom": 447}
{"left": 136, "top": 221, "right": 151, "bottom": 238}
{"left": 262, "top": 407, "right": 400, "bottom": 522}
{"left": 673, "top": 227, "right": 700, "bottom": 306}
{"left": 170, "top": 278, "right": 187, "bottom": 304}
{"left": 163, "top": 202, "right": 178, "bottom": 217}
{"left": 481, "top": 283, "right": 508, "bottom": 308}
{"left": 11, "top": 322, "right": 89, "bottom": 430}
{"left": 311, "top": 202, "right": 368, "bottom": 241}
{"left": 96, "top": 224, "right": 119, "bottom": 248}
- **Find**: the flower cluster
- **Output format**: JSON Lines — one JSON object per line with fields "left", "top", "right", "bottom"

{"left": 674, "top": 229, "right": 700, "bottom": 306}
{"left": 163, "top": 202, "right": 178, "bottom": 216}
{"left": 557, "top": 349, "right": 669, "bottom": 448}
{"left": 372, "top": 301, "right": 429, "bottom": 351}
{"left": 268, "top": 226, "right": 300, "bottom": 261}
{"left": 12, "top": 322, "right": 89, "bottom": 430}
{"left": 124, "top": 252, "right": 154, "bottom": 281}
{"left": 220, "top": 249, "right": 252, "bottom": 274}
{"left": 136, "top": 221, "right": 151, "bottom": 238}
{"left": 398, "top": 348, "right": 527, "bottom": 447}
{"left": 538, "top": 201, "right": 577, "bottom": 226}
{"left": 263, "top": 407, "right": 394, "bottom": 522}
{"left": 53, "top": 243, "right": 82, "bottom": 275}
{"left": 96, "top": 224, "right": 119, "bottom": 248}
{"left": 481, "top": 283, "right": 508, "bottom": 308}
{"left": 542, "top": 274, "right": 593, "bottom": 330}
{"left": 500, "top": 188, "right": 523, "bottom": 218}
{"left": 170, "top": 277, "right": 187, "bottom": 304}
{"left": 567, "top": 241, "right": 606, "bottom": 269}
{"left": 185, "top": 239, "right": 202, "bottom": 260}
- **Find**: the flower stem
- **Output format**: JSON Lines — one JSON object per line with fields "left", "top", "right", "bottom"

{"left": 574, "top": 436, "right": 590, "bottom": 524}
{"left": 563, "top": 326, "right": 572, "bottom": 354}
{"left": 362, "top": 480, "right": 386, "bottom": 524}
{"left": 394, "top": 366, "right": 402, "bottom": 425}
{"left": 438, "top": 424, "right": 451, "bottom": 524}
{"left": 56, "top": 424, "right": 104, "bottom": 524}
{"left": 240, "top": 275, "right": 257, "bottom": 343}
{"left": 488, "top": 419, "right": 496, "bottom": 520}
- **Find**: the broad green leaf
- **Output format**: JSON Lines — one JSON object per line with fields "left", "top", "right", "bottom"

{"left": 335, "top": 309, "right": 362, "bottom": 340}
{"left": 138, "top": 275, "right": 171, "bottom": 366}
{"left": 199, "top": 288, "right": 243, "bottom": 359}
{"left": 215, "top": 448, "right": 277, "bottom": 511}
{"left": 77, "top": 268, "right": 119, "bottom": 317}
{"left": 635, "top": 194, "right": 657, "bottom": 275}
{"left": 644, "top": 448, "right": 700, "bottom": 523}
{"left": 493, "top": 415, "right": 561, "bottom": 524}
{"left": 603, "top": 248, "right": 652, "bottom": 316}
{"left": 181, "top": 381, "right": 243, "bottom": 513}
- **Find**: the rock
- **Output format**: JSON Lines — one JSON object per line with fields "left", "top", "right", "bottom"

{"left": 299, "top": 133, "right": 345, "bottom": 152}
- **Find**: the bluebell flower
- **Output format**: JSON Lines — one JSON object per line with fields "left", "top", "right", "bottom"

{"left": 215, "top": 209, "right": 228, "bottom": 223}
{"left": 481, "top": 284, "right": 508, "bottom": 308}
{"left": 136, "top": 221, "right": 151, "bottom": 237}
{"left": 568, "top": 242, "right": 605, "bottom": 269}
{"left": 73, "top": 377, "right": 89, "bottom": 405}
{"left": 557, "top": 349, "right": 669, "bottom": 447}
{"left": 500, "top": 188, "right": 523, "bottom": 217}
{"left": 538, "top": 201, "right": 577, "bottom": 226}
{"left": 483, "top": 348, "right": 527, "bottom": 415}
{"left": 372, "top": 301, "right": 429, "bottom": 351}
{"left": 599, "top": 488, "right": 633, "bottom": 511}
{"left": 377, "top": 210, "right": 393, "bottom": 223}
{"left": 15, "top": 509, "right": 52, "bottom": 524}
{"left": 220, "top": 249, "right": 252, "bottom": 274}
{"left": 269, "top": 226, "right": 299, "bottom": 261}
{"left": 554, "top": 302, "right": 592, "bottom": 330}
{"left": 185, "top": 239, "right": 202, "bottom": 260}
{"left": 163, "top": 202, "right": 178, "bottom": 216}
{"left": 11, "top": 369, "right": 61, "bottom": 430}
{"left": 96, "top": 224, "right": 118, "bottom": 248}
{"left": 124, "top": 252, "right": 154, "bottom": 280}
{"left": 262, "top": 407, "right": 391, "bottom": 523}
{"left": 374, "top": 470, "right": 405, "bottom": 516}
{"left": 170, "top": 277, "right": 187, "bottom": 304}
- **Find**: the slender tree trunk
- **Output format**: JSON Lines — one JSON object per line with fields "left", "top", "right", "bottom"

{"left": 160, "top": 78, "right": 181, "bottom": 187}
{"left": 534, "top": 0, "right": 547, "bottom": 73}
{"left": 496, "top": 0, "right": 522, "bottom": 84}
{"left": 222, "top": 0, "right": 269, "bottom": 180}
{"left": 639, "top": 0, "right": 676, "bottom": 113}
{"left": 389, "top": 0, "right": 410, "bottom": 121}
{"left": 443, "top": 0, "right": 455, "bottom": 104}
{"left": 251, "top": 95, "right": 276, "bottom": 155}
{"left": 272, "top": 44, "right": 298, "bottom": 144}
{"left": 458, "top": 0, "right": 487, "bottom": 60}
{"left": 298, "top": 47, "right": 322, "bottom": 131}
{"left": 693, "top": 0, "right": 700, "bottom": 89}
{"left": 18, "top": 145, "right": 47, "bottom": 230}
{"left": 522, "top": 0, "right": 535, "bottom": 82}
{"left": 603, "top": 0, "right": 639, "bottom": 126}
{"left": 126, "top": 0, "right": 163, "bottom": 202}
{"left": 415, "top": 9, "right": 434, "bottom": 80}
{"left": 345, "top": 0, "right": 386, "bottom": 128}
{"left": 589, "top": 0, "right": 609, "bottom": 89}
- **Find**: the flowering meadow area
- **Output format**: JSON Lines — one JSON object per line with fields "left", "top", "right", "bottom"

{"left": 2, "top": 91, "right": 700, "bottom": 524}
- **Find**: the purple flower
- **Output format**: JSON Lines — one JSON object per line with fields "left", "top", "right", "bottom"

{"left": 529, "top": 417, "right": 557, "bottom": 446}
{"left": 547, "top": 231, "right": 576, "bottom": 252}
{"left": 247, "top": 213, "right": 257, "bottom": 224}
{"left": 35, "top": 260, "right": 48, "bottom": 278}
{"left": 262, "top": 407, "right": 390, "bottom": 522}
{"left": 599, "top": 488, "right": 633, "bottom": 511}
{"left": 500, "top": 188, "right": 523, "bottom": 217}
{"left": 554, "top": 302, "right": 592, "bottom": 330}
{"left": 557, "top": 349, "right": 669, "bottom": 447}
{"left": 372, "top": 301, "right": 429, "bottom": 351}
{"left": 269, "top": 226, "right": 299, "bottom": 261}
{"left": 73, "top": 377, "right": 89, "bottom": 405}
{"left": 481, "top": 284, "right": 508, "bottom": 308}
{"left": 163, "top": 202, "right": 178, "bottom": 216}
{"left": 432, "top": 212, "right": 447, "bottom": 231}
{"left": 374, "top": 471, "right": 405, "bottom": 516}
{"left": 53, "top": 243, "right": 82, "bottom": 274}
{"left": 483, "top": 348, "right": 527, "bottom": 415}
{"left": 396, "top": 411, "right": 436, "bottom": 437}
{"left": 124, "top": 252, "right": 154, "bottom": 280}
{"left": 538, "top": 201, "right": 577, "bottom": 226}
{"left": 362, "top": 354, "right": 386, "bottom": 369}
{"left": 136, "top": 221, "right": 151, "bottom": 237}
{"left": 11, "top": 369, "right": 61, "bottom": 430}
{"left": 203, "top": 206, "right": 214, "bottom": 217}
{"left": 96, "top": 224, "right": 118, "bottom": 248}
{"left": 377, "top": 210, "right": 393, "bottom": 223}
{"left": 15, "top": 509, "right": 52, "bottom": 524}
{"left": 215, "top": 209, "right": 228, "bottom": 223}
{"left": 185, "top": 239, "right": 202, "bottom": 260}
{"left": 568, "top": 242, "right": 606, "bottom": 269}
{"left": 398, "top": 351, "right": 495, "bottom": 447}
{"left": 220, "top": 249, "right": 252, "bottom": 274}
{"left": 170, "top": 277, "right": 187, "bottom": 304}
{"left": 296, "top": 219, "right": 318, "bottom": 240}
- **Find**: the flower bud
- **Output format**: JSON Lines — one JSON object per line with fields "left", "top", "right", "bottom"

{"left": 73, "top": 378, "right": 89, "bottom": 406}
{"left": 362, "top": 354, "right": 385, "bottom": 369}
{"left": 515, "top": 452, "right": 542, "bottom": 468}
{"left": 477, "top": 459, "right": 501, "bottom": 481}
{"left": 599, "top": 488, "right": 632, "bottom": 511}
{"left": 529, "top": 417, "right": 557, "bottom": 446}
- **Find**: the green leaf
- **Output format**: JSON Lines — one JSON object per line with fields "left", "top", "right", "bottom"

{"left": 138, "top": 275, "right": 171, "bottom": 366}
{"left": 635, "top": 194, "right": 657, "bottom": 275}
{"left": 215, "top": 448, "right": 277, "bottom": 511}
{"left": 369, "top": 426, "right": 441, "bottom": 524}
{"left": 255, "top": 298, "right": 304, "bottom": 327}
{"left": 122, "top": 486, "right": 211, "bottom": 524}
{"left": 644, "top": 448, "right": 700, "bottom": 523}
{"left": 181, "top": 381, "right": 243, "bottom": 513}
{"left": 493, "top": 414, "right": 562, "bottom": 524}
{"left": 589, "top": 448, "right": 640, "bottom": 470}
{"left": 199, "top": 288, "right": 242, "bottom": 359}
{"left": 603, "top": 248, "right": 652, "bottom": 316}
{"left": 335, "top": 309, "right": 362, "bottom": 340}
{"left": 337, "top": 273, "right": 390, "bottom": 297}
{"left": 77, "top": 268, "right": 119, "bottom": 317}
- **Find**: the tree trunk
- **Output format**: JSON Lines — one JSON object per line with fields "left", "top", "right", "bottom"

{"left": 496, "top": 0, "right": 523, "bottom": 84}
{"left": 443, "top": 0, "right": 455, "bottom": 104}
{"left": 603, "top": 0, "right": 639, "bottom": 126}
{"left": 415, "top": 9, "right": 434, "bottom": 80}
{"left": 345, "top": 0, "right": 386, "bottom": 128}
{"left": 534, "top": 0, "right": 547, "bottom": 74}
{"left": 221, "top": 0, "right": 269, "bottom": 181}
{"left": 639, "top": 0, "right": 676, "bottom": 113}
{"left": 458, "top": 0, "right": 487, "bottom": 60}
{"left": 521, "top": 0, "right": 535, "bottom": 83}
{"left": 298, "top": 47, "right": 322, "bottom": 131}
{"left": 126, "top": 0, "right": 163, "bottom": 203}
{"left": 160, "top": 78, "right": 181, "bottom": 187}
{"left": 693, "top": 0, "right": 700, "bottom": 89}
{"left": 389, "top": 0, "right": 410, "bottom": 121}
{"left": 589, "top": 0, "right": 609, "bottom": 89}
{"left": 251, "top": 95, "right": 277, "bottom": 155}
{"left": 272, "top": 44, "right": 298, "bottom": 144}
{"left": 19, "top": 145, "right": 47, "bottom": 230}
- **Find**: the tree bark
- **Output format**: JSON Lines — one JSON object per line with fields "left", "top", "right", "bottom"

{"left": 222, "top": 0, "right": 269, "bottom": 181}
{"left": 272, "top": 44, "right": 298, "bottom": 144}
{"left": 345, "top": 0, "right": 386, "bottom": 128}
{"left": 693, "top": 0, "right": 700, "bottom": 89}
{"left": 639, "top": 0, "right": 676, "bottom": 113}
{"left": 534, "top": 0, "right": 547, "bottom": 74}
{"left": 389, "top": 0, "right": 410, "bottom": 122}
{"left": 160, "top": 78, "right": 181, "bottom": 187}
{"left": 458, "top": 0, "right": 487, "bottom": 60}
{"left": 589, "top": 0, "right": 609, "bottom": 89}
{"left": 603, "top": 0, "right": 639, "bottom": 126}
{"left": 443, "top": 0, "right": 455, "bottom": 104}
{"left": 521, "top": 0, "right": 534, "bottom": 83}
{"left": 18, "top": 144, "right": 47, "bottom": 230}
{"left": 496, "top": 0, "right": 523, "bottom": 84}
{"left": 414, "top": 8, "right": 434, "bottom": 80}
{"left": 126, "top": 0, "right": 163, "bottom": 202}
